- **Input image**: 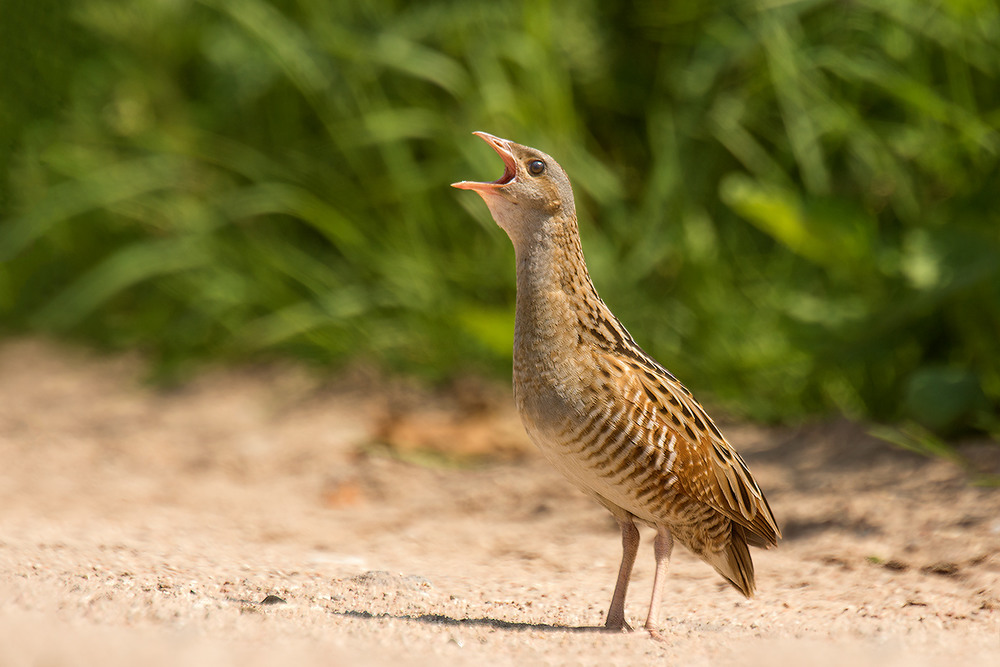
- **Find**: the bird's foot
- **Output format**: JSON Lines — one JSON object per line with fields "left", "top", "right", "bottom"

{"left": 645, "top": 625, "right": 669, "bottom": 643}
{"left": 603, "top": 618, "right": 633, "bottom": 633}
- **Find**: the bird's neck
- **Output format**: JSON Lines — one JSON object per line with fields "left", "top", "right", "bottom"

{"left": 511, "top": 213, "right": 603, "bottom": 350}
{"left": 514, "top": 213, "right": 596, "bottom": 297}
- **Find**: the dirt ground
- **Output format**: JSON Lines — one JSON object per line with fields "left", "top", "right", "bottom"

{"left": 1, "top": 338, "right": 998, "bottom": 666}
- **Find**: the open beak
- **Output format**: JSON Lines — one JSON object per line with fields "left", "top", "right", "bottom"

{"left": 451, "top": 132, "right": 517, "bottom": 193}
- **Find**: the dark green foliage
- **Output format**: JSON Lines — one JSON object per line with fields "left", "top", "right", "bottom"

{"left": 1, "top": 0, "right": 998, "bottom": 433}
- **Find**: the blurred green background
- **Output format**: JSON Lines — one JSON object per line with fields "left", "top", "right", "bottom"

{"left": 1, "top": 0, "right": 998, "bottom": 437}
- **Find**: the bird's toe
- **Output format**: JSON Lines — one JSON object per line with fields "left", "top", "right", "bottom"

{"left": 603, "top": 618, "right": 633, "bottom": 633}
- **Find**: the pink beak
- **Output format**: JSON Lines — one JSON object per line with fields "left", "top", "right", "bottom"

{"left": 451, "top": 132, "right": 517, "bottom": 193}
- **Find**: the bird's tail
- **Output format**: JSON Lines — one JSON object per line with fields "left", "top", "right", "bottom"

{"left": 703, "top": 524, "right": 756, "bottom": 598}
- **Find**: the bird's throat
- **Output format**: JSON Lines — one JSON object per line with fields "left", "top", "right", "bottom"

{"left": 512, "top": 215, "right": 600, "bottom": 364}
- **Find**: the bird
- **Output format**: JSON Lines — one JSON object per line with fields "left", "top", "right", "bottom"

{"left": 452, "top": 132, "right": 780, "bottom": 639}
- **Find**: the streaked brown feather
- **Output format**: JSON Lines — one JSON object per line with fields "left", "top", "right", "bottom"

{"left": 607, "top": 353, "right": 781, "bottom": 547}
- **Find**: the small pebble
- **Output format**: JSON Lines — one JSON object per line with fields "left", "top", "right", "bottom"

{"left": 261, "top": 594, "right": 287, "bottom": 605}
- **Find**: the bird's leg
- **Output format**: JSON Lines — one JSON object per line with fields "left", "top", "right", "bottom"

{"left": 644, "top": 525, "right": 674, "bottom": 641}
{"left": 604, "top": 517, "right": 640, "bottom": 632}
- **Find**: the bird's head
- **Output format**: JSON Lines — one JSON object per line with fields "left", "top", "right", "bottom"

{"left": 452, "top": 132, "right": 576, "bottom": 248}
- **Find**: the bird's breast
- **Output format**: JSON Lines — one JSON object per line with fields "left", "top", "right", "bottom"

{"left": 513, "top": 352, "right": 687, "bottom": 526}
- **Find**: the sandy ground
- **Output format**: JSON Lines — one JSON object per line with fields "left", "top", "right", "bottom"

{"left": 0, "top": 338, "right": 998, "bottom": 666}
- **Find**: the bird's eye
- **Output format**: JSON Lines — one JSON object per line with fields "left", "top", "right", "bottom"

{"left": 527, "top": 159, "right": 546, "bottom": 176}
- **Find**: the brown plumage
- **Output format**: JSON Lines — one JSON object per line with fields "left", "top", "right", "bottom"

{"left": 452, "top": 132, "right": 780, "bottom": 639}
